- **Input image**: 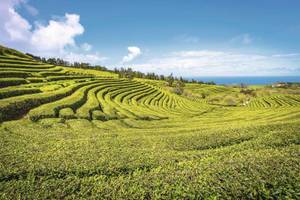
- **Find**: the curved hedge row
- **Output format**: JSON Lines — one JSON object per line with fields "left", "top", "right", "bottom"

{"left": 0, "top": 63, "right": 55, "bottom": 69}
{"left": 46, "top": 75, "right": 94, "bottom": 81}
{"left": 0, "top": 88, "right": 41, "bottom": 99}
{"left": 0, "top": 71, "right": 34, "bottom": 78}
{"left": 0, "top": 66, "right": 63, "bottom": 73}
{"left": 28, "top": 81, "right": 103, "bottom": 121}
{"left": 0, "top": 78, "right": 28, "bottom": 88}
{"left": 248, "top": 95, "right": 300, "bottom": 108}
{"left": 0, "top": 54, "right": 216, "bottom": 122}
{"left": 0, "top": 80, "right": 95, "bottom": 122}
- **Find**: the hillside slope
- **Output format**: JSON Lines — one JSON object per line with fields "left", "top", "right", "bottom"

{"left": 0, "top": 47, "right": 209, "bottom": 122}
{"left": 0, "top": 46, "right": 300, "bottom": 199}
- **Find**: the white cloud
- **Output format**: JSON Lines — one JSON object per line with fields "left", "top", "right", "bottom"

{"left": 0, "top": 0, "right": 106, "bottom": 65}
{"left": 1, "top": 1, "right": 32, "bottom": 42}
{"left": 122, "top": 46, "right": 142, "bottom": 63}
{"left": 271, "top": 53, "right": 300, "bottom": 58}
{"left": 125, "top": 50, "right": 300, "bottom": 76}
{"left": 31, "top": 13, "right": 84, "bottom": 52}
{"left": 81, "top": 42, "right": 92, "bottom": 51}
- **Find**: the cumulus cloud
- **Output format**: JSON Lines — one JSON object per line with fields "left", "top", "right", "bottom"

{"left": 126, "top": 50, "right": 300, "bottom": 76}
{"left": 0, "top": 0, "right": 106, "bottom": 65}
{"left": 0, "top": 0, "right": 32, "bottom": 42}
{"left": 122, "top": 46, "right": 141, "bottom": 63}
{"left": 31, "top": 13, "right": 84, "bottom": 52}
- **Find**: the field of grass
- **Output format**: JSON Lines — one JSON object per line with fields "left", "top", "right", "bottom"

{"left": 0, "top": 47, "right": 299, "bottom": 199}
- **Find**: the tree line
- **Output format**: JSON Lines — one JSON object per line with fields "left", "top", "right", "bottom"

{"left": 27, "top": 53, "right": 216, "bottom": 87}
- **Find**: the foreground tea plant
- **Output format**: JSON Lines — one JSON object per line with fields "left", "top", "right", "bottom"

{"left": 0, "top": 46, "right": 299, "bottom": 199}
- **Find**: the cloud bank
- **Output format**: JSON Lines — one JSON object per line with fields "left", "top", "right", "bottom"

{"left": 126, "top": 50, "right": 300, "bottom": 76}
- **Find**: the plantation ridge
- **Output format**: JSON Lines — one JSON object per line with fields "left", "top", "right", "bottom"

{"left": 0, "top": 45, "right": 300, "bottom": 199}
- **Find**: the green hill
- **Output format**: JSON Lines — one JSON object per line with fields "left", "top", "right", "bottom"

{"left": 0, "top": 45, "right": 299, "bottom": 199}
{"left": 0, "top": 45, "right": 32, "bottom": 59}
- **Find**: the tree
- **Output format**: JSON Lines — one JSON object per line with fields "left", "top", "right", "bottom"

{"left": 240, "top": 88, "right": 256, "bottom": 97}
{"left": 29, "top": 52, "right": 220, "bottom": 86}
{"left": 167, "top": 73, "right": 174, "bottom": 87}
{"left": 173, "top": 79, "right": 185, "bottom": 95}
{"left": 125, "top": 68, "right": 134, "bottom": 80}
{"left": 206, "top": 81, "right": 216, "bottom": 85}
{"left": 240, "top": 83, "right": 247, "bottom": 88}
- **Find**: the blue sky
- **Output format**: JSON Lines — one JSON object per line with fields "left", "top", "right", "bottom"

{"left": 1, "top": 0, "right": 300, "bottom": 76}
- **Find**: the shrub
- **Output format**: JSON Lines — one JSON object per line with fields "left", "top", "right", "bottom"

{"left": 59, "top": 108, "right": 76, "bottom": 119}
{"left": 92, "top": 110, "right": 107, "bottom": 121}
{"left": 46, "top": 75, "right": 93, "bottom": 81}
{"left": 0, "top": 78, "right": 28, "bottom": 88}
{"left": 102, "top": 106, "right": 119, "bottom": 120}
{"left": 0, "top": 71, "right": 33, "bottom": 78}
{"left": 224, "top": 96, "right": 237, "bottom": 106}
{"left": 172, "top": 87, "right": 184, "bottom": 95}
{"left": 39, "top": 71, "right": 67, "bottom": 77}
{"left": 240, "top": 88, "right": 256, "bottom": 97}
{"left": 208, "top": 96, "right": 221, "bottom": 104}
{"left": 27, "top": 77, "right": 45, "bottom": 83}
{"left": 0, "top": 81, "right": 95, "bottom": 122}
{"left": 28, "top": 81, "right": 102, "bottom": 121}
{"left": 0, "top": 88, "right": 41, "bottom": 99}
{"left": 0, "top": 63, "right": 54, "bottom": 69}
{"left": 76, "top": 85, "right": 105, "bottom": 120}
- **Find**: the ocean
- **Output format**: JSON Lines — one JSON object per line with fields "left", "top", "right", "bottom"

{"left": 186, "top": 76, "right": 300, "bottom": 85}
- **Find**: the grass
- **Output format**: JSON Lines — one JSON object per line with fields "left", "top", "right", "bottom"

{"left": 0, "top": 46, "right": 299, "bottom": 199}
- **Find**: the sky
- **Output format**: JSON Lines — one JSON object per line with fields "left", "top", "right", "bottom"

{"left": 1, "top": 0, "right": 300, "bottom": 77}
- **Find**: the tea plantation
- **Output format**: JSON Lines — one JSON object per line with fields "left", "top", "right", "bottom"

{"left": 0, "top": 46, "right": 299, "bottom": 199}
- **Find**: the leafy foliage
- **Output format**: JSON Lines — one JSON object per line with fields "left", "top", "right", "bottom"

{"left": 0, "top": 46, "right": 300, "bottom": 199}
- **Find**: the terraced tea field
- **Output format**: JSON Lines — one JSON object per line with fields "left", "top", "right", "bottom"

{"left": 0, "top": 48, "right": 299, "bottom": 199}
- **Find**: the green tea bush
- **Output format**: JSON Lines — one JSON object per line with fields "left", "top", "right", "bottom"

{"left": 224, "top": 96, "right": 238, "bottom": 106}
{"left": 0, "top": 78, "right": 28, "bottom": 88}
{"left": 28, "top": 81, "right": 102, "bottom": 121}
{"left": 46, "top": 75, "right": 93, "bottom": 81}
{"left": 92, "top": 110, "right": 107, "bottom": 120}
{"left": 0, "top": 71, "right": 33, "bottom": 78}
{"left": 39, "top": 72, "right": 67, "bottom": 77}
{"left": 76, "top": 85, "right": 105, "bottom": 120}
{"left": 0, "top": 81, "right": 93, "bottom": 122}
{"left": 0, "top": 88, "right": 41, "bottom": 99}
{"left": 27, "top": 77, "right": 45, "bottom": 83}
{"left": 0, "top": 59, "right": 40, "bottom": 65}
{"left": 59, "top": 107, "right": 76, "bottom": 119}
{"left": 0, "top": 63, "right": 54, "bottom": 69}
{"left": 0, "top": 49, "right": 300, "bottom": 199}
